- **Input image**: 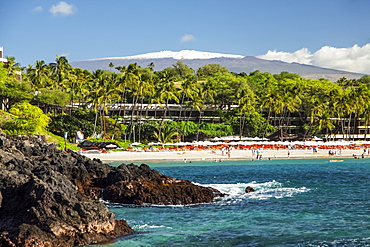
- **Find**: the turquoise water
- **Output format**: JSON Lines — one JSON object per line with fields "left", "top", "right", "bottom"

{"left": 93, "top": 159, "right": 370, "bottom": 247}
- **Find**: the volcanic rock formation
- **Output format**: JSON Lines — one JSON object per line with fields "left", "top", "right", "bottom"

{"left": 0, "top": 135, "right": 222, "bottom": 246}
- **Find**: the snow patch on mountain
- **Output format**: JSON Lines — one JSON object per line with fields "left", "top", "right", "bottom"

{"left": 89, "top": 50, "right": 244, "bottom": 61}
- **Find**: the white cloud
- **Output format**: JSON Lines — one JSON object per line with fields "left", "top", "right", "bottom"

{"left": 60, "top": 52, "right": 70, "bottom": 57}
{"left": 50, "top": 2, "right": 76, "bottom": 16}
{"left": 257, "top": 44, "right": 370, "bottom": 74}
{"left": 33, "top": 6, "right": 43, "bottom": 12}
{"left": 180, "top": 34, "right": 196, "bottom": 43}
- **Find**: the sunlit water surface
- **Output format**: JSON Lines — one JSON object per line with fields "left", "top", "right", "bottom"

{"left": 90, "top": 159, "right": 370, "bottom": 247}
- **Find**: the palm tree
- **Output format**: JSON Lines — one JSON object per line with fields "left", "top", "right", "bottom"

{"left": 312, "top": 105, "right": 335, "bottom": 138}
{"left": 136, "top": 67, "right": 155, "bottom": 142}
{"left": 177, "top": 121, "right": 196, "bottom": 141}
{"left": 72, "top": 68, "right": 91, "bottom": 104}
{"left": 154, "top": 124, "right": 179, "bottom": 144}
{"left": 125, "top": 64, "right": 153, "bottom": 141}
{"left": 49, "top": 56, "right": 72, "bottom": 90}
{"left": 27, "top": 60, "right": 50, "bottom": 90}
{"left": 195, "top": 79, "right": 216, "bottom": 141}
{"left": 237, "top": 87, "right": 255, "bottom": 138}
{"left": 3, "top": 56, "right": 23, "bottom": 78}
{"left": 108, "top": 62, "right": 114, "bottom": 71}
{"left": 86, "top": 70, "right": 120, "bottom": 138}
{"left": 178, "top": 75, "right": 198, "bottom": 121}
{"left": 157, "top": 71, "right": 179, "bottom": 120}
{"left": 152, "top": 71, "right": 179, "bottom": 141}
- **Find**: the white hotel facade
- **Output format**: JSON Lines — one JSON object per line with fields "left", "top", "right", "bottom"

{"left": 0, "top": 47, "right": 8, "bottom": 63}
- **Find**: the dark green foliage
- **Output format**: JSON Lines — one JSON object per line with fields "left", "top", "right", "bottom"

{"left": 34, "top": 88, "right": 70, "bottom": 106}
{"left": 197, "top": 64, "right": 229, "bottom": 78}
{"left": 71, "top": 108, "right": 96, "bottom": 122}
{"left": 221, "top": 109, "right": 275, "bottom": 137}
{"left": 198, "top": 122, "right": 233, "bottom": 137}
{"left": 87, "top": 138, "right": 132, "bottom": 149}
{"left": 105, "top": 117, "right": 126, "bottom": 140}
{"left": 48, "top": 109, "right": 99, "bottom": 141}
{"left": 138, "top": 121, "right": 160, "bottom": 142}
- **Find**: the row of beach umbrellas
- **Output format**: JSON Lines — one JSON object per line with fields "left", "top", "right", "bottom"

{"left": 146, "top": 140, "right": 370, "bottom": 147}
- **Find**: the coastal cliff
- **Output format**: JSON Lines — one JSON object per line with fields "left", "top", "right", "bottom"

{"left": 0, "top": 135, "right": 222, "bottom": 246}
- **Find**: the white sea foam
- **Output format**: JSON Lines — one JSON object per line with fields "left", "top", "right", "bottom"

{"left": 134, "top": 224, "right": 172, "bottom": 229}
{"left": 305, "top": 236, "right": 370, "bottom": 246}
{"left": 198, "top": 180, "right": 310, "bottom": 202}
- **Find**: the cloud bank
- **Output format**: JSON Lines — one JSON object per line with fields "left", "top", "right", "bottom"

{"left": 181, "top": 34, "right": 195, "bottom": 43}
{"left": 50, "top": 1, "right": 76, "bottom": 16}
{"left": 257, "top": 44, "right": 370, "bottom": 74}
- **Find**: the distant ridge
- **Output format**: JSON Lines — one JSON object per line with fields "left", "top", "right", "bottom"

{"left": 70, "top": 50, "right": 365, "bottom": 82}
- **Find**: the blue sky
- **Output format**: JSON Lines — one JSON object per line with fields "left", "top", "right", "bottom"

{"left": 1, "top": 0, "right": 370, "bottom": 73}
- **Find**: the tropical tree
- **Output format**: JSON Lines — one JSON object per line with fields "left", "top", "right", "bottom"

{"left": 156, "top": 70, "right": 179, "bottom": 119}
{"left": 2, "top": 102, "right": 50, "bottom": 134}
{"left": 311, "top": 104, "right": 335, "bottom": 137}
{"left": 108, "top": 62, "right": 114, "bottom": 71}
{"left": 196, "top": 64, "right": 229, "bottom": 78}
{"left": 49, "top": 56, "right": 72, "bottom": 90}
{"left": 194, "top": 79, "right": 216, "bottom": 140}
{"left": 86, "top": 70, "right": 121, "bottom": 137}
{"left": 71, "top": 68, "right": 91, "bottom": 104}
{"left": 0, "top": 63, "right": 33, "bottom": 110}
{"left": 154, "top": 123, "right": 179, "bottom": 144}
{"left": 177, "top": 120, "right": 197, "bottom": 141}
{"left": 26, "top": 60, "right": 51, "bottom": 89}
{"left": 236, "top": 86, "right": 255, "bottom": 138}
{"left": 3, "top": 56, "right": 23, "bottom": 79}
{"left": 177, "top": 75, "right": 198, "bottom": 121}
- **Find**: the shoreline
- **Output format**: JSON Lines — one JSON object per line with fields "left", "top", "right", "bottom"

{"left": 81, "top": 148, "right": 368, "bottom": 162}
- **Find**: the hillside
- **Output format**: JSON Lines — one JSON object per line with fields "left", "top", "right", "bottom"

{"left": 70, "top": 50, "right": 366, "bottom": 82}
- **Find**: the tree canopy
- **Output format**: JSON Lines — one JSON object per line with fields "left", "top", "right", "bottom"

{"left": 1, "top": 57, "right": 370, "bottom": 142}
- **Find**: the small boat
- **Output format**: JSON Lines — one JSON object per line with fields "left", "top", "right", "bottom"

{"left": 329, "top": 159, "right": 344, "bottom": 162}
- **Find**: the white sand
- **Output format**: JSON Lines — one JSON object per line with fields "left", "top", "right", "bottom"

{"left": 81, "top": 148, "right": 367, "bottom": 162}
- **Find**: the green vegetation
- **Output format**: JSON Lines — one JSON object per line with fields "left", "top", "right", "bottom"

{"left": 1, "top": 55, "right": 370, "bottom": 148}
{"left": 2, "top": 102, "right": 50, "bottom": 134}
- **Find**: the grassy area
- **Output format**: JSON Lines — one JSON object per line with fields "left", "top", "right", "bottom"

{"left": 45, "top": 132, "right": 80, "bottom": 151}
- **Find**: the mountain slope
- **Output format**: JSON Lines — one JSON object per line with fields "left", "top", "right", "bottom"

{"left": 70, "top": 50, "right": 365, "bottom": 81}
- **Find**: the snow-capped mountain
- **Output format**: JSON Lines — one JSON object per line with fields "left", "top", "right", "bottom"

{"left": 88, "top": 50, "right": 244, "bottom": 61}
{"left": 70, "top": 50, "right": 365, "bottom": 82}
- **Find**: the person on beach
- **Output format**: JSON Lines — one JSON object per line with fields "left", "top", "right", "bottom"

{"left": 251, "top": 147, "right": 256, "bottom": 159}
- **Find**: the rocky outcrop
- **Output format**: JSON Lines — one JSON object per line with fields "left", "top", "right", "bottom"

{"left": 0, "top": 135, "right": 132, "bottom": 246}
{"left": 90, "top": 163, "right": 225, "bottom": 205}
{"left": 100, "top": 165, "right": 224, "bottom": 205}
{"left": 245, "top": 186, "right": 255, "bottom": 193}
{"left": 0, "top": 135, "right": 223, "bottom": 246}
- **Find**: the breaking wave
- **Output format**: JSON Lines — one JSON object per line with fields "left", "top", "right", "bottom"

{"left": 197, "top": 180, "right": 310, "bottom": 203}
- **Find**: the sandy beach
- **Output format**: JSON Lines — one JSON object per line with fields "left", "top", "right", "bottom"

{"left": 81, "top": 147, "right": 368, "bottom": 163}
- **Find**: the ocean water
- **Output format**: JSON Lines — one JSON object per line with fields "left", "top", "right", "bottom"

{"left": 91, "top": 158, "right": 370, "bottom": 247}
